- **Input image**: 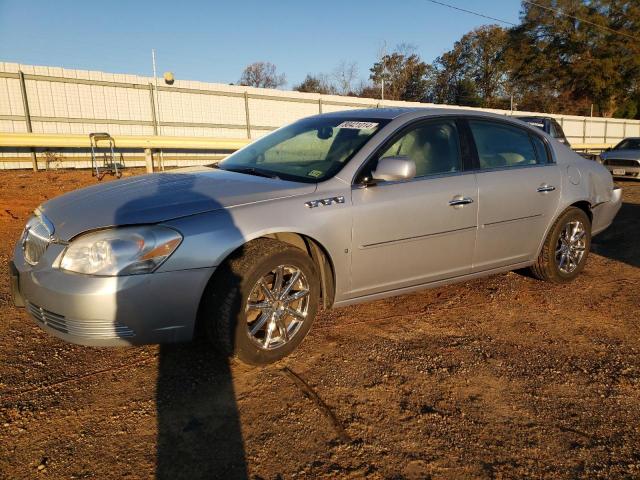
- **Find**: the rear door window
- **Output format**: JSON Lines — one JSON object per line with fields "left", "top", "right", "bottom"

{"left": 468, "top": 120, "right": 540, "bottom": 169}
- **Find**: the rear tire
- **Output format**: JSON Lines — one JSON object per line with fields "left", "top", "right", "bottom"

{"left": 529, "top": 207, "right": 591, "bottom": 283}
{"left": 201, "top": 238, "right": 320, "bottom": 365}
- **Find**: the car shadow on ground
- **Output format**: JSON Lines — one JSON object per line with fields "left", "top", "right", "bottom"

{"left": 591, "top": 201, "right": 640, "bottom": 268}
{"left": 112, "top": 171, "right": 248, "bottom": 479}
{"left": 156, "top": 343, "right": 247, "bottom": 479}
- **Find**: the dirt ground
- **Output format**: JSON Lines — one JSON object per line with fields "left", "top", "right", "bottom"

{"left": 0, "top": 168, "right": 638, "bottom": 480}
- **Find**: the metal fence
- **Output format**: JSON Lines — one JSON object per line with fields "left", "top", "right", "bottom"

{"left": 1, "top": 62, "right": 639, "bottom": 170}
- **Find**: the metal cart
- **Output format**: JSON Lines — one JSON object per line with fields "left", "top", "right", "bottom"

{"left": 89, "top": 132, "right": 122, "bottom": 180}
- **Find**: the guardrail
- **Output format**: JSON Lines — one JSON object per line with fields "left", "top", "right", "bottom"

{"left": 0, "top": 133, "right": 251, "bottom": 172}
{"left": 0, "top": 132, "right": 250, "bottom": 150}
{"left": 571, "top": 142, "right": 614, "bottom": 152}
{"left": 0, "top": 133, "right": 612, "bottom": 152}
{"left": 0, "top": 132, "right": 614, "bottom": 173}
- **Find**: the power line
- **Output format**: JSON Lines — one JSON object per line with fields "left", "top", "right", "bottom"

{"left": 425, "top": 0, "right": 639, "bottom": 42}
{"left": 522, "top": 0, "right": 639, "bottom": 41}
{"left": 424, "top": 0, "right": 518, "bottom": 26}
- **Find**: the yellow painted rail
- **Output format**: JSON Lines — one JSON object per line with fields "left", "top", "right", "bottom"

{"left": 572, "top": 142, "right": 614, "bottom": 151}
{"left": 0, "top": 132, "right": 250, "bottom": 150}
{"left": 0, "top": 133, "right": 614, "bottom": 157}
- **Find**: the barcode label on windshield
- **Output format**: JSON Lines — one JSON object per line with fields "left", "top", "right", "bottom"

{"left": 337, "top": 121, "right": 379, "bottom": 130}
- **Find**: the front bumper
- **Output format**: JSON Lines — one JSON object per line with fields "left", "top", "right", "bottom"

{"left": 12, "top": 243, "right": 215, "bottom": 346}
{"left": 592, "top": 186, "right": 623, "bottom": 236}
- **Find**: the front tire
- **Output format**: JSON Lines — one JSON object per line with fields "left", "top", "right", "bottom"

{"left": 201, "top": 238, "right": 320, "bottom": 365}
{"left": 529, "top": 207, "right": 591, "bottom": 283}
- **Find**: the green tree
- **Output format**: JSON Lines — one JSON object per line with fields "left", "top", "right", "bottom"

{"left": 504, "top": 0, "right": 640, "bottom": 116}
{"left": 433, "top": 25, "right": 509, "bottom": 108}
{"left": 293, "top": 74, "right": 335, "bottom": 94}
{"left": 369, "top": 51, "right": 435, "bottom": 101}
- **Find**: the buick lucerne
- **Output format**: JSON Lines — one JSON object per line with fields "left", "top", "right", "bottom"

{"left": 11, "top": 108, "right": 622, "bottom": 364}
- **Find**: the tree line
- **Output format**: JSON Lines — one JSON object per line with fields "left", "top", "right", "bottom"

{"left": 238, "top": 0, "right": 639, "bottom": 118}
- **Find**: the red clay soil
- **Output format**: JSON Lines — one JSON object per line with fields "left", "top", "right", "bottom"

{"left": 0, "top": 169, "right": 639, "bottom": 479}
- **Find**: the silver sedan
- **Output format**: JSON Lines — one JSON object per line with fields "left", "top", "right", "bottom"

{"left": 600, "top": 137, "right": 640, "bottom": 179}
{"left": 11, "top": 108, "right": 622, "bottom": 364}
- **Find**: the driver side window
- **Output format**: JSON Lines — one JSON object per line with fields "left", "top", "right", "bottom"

{"left": 378, "top": 120, "right": 462, "bottom": 177}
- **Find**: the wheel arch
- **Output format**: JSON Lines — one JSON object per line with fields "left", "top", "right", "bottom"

{"left": 199, "top": 231, "right": 336, "bottom": 314}
{"left": 260, "top": 232, "right": 336, "bottom": 309}
{"left": 534, "top": 199, "right": 593, "bottom": 259}
{"left": 569, "top": 200, "right": 593, "bottom": 223}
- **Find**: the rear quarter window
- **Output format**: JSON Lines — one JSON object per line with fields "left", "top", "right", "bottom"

{"left": 530, "top": 134, "right": 551, "bottom": 163}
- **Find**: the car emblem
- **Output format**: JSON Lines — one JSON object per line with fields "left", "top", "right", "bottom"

{"left": 305, "top": 196, "right": 345, "bottom": 209}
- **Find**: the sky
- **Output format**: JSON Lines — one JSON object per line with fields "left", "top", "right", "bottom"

{"left": 0, "top": 0, "right": 522, "bottom": 88}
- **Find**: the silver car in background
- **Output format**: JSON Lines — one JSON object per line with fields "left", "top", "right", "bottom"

{"left": 600, "top": 137, "right": 640, "bottom": 179}
{"left": 11, "top": 108, "right": 622, "bottom": 365}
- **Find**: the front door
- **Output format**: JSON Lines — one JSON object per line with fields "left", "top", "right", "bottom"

{"left": 348, "top": 119, "right": 478, "bottom": 298}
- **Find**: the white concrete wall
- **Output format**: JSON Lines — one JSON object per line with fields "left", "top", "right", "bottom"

{"left": 1, "top": 61, "right": 639, "bottom": 169}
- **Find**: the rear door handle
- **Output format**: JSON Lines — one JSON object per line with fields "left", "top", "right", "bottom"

{"left": 449, "top": 195, "right": 474, "bottom": 207}
{"left": 537, "top": 184, "right": 556, "bottom": 193}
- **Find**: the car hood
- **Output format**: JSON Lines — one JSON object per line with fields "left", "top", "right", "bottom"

{"left": 601, "top": 150, "right": 640, "bottom": 160}
{"left": 40, "top": 167, "right": 316, "bottom": 240}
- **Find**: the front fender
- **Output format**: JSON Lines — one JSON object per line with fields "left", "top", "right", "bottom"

{"left": 157, "top": 190, "right": 353, "bottom": 300}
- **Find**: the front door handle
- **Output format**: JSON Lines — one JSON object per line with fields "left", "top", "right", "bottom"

{"left": 449, "top": 195, "right": 474, "bottom": 207}
{"left": 537, "top": 184, "right": 556, "bottom": 193}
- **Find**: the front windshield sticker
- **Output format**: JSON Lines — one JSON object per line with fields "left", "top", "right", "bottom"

{"left": 337, "top": 121, "right": 379, "bottom": 130}
{"left": 307, "top": 169, "right": 323, "bottom": 178}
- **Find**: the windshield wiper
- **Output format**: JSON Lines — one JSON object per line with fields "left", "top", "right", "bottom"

{"left": 221, "top": 166, "right": 280, "bottom": 179}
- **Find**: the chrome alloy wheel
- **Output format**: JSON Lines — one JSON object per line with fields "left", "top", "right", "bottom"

{"left": 555, "top": 220, "right": 587, "bottom": 274}
{"left": 245, "top": 265, "right": 310, "bottom": 350}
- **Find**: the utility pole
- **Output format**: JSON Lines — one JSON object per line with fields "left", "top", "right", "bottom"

{"left": 379, "top": 41, "right": 387, "bottom": 101}
{"left": 151, "top": 49, "right": 165, "bottom": 171}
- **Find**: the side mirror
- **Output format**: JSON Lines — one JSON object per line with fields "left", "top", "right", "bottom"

{"left": 371, "top": 156, "right": 416, "bottom": 182}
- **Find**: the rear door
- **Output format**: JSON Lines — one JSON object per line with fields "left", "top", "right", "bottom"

{"left": 467, "top": 119, "right": 561, "bottom": 271}
{"left": 348, "top": 118, "right": 478, "bottom": 298}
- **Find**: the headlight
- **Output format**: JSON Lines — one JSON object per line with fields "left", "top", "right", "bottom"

{"left": 59, "top": 226, "right": 182, "bottom": 276}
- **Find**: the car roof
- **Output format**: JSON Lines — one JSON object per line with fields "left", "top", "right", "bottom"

{"left": 318, "top": 107, "right": 421, "bottom": 120}
{"left": 316, "top": 107, "right": 515, "bottom": 122}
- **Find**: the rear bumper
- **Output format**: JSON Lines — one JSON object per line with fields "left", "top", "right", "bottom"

{"left": 604, "top": 165, "right": 640, "bottom": 178}
{"left": 592, "top": 186, "right": 623, "bottom": 236}
{"left": 12, "top": 243, "right": 214, "bottom": 346}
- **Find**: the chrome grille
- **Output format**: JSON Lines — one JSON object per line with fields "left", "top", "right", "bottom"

{"left": 27, "top": 302, "right": 135, "bottom": 339}
{"left": 604, "top": 159, "right": 640, "bottom": 168}
{"left": 22, "top": 215, "right": 53, "bottom": 265}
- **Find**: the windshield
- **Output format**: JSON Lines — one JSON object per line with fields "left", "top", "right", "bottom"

{"left": 614, "top": 138, "right": 640, "bottom": 150}
{"left": 219, "top": 117, "right": 388, "bottom": 182}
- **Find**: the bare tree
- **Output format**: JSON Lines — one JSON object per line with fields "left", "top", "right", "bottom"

{"left": 239, "top": 62, "right": 286, "bottom": 89}
{"left": 332, "top": 60, "right": 359, "bottom": 95}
